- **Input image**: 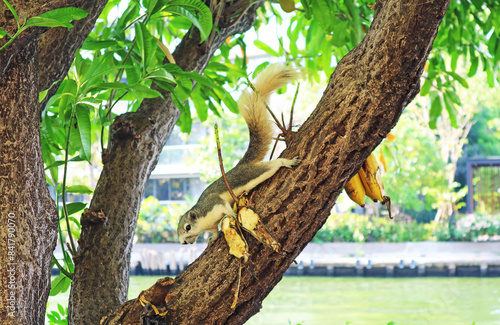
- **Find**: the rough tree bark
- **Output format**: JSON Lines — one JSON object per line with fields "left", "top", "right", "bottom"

{"left": 0, "top": 40, "right": 58, "bottom": 325}
{"left": 0, "top": 1, "right": 107, "bottom": 324}
{"left": 101, "top": 0, "right": 451, "bottom": 324}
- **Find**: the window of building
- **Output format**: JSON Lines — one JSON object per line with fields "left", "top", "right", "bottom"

{"left": 144, "top": 177, "right": 204, "bottom": 202}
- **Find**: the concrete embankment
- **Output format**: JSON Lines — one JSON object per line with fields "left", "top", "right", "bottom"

{"left": 53, "top": 241, "right": 500, "bottom": 277}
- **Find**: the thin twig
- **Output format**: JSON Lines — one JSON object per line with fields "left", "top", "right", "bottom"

{"left": 231, "top": 259, "right": 243, "bottom": 309}
{"left": 52, "top": 256, "right": 73, "bottom": 279}
{"left": 62, "top": 109, "right": 78, "bottom": 256}
{"left": 214, "top": 123, "right": 238, "bottom": 203}
{"left": 269, "top": 135, "right": 281, "bottom": 161}
{"left": 289, "top": 83, "right": 300, "bottom": 133}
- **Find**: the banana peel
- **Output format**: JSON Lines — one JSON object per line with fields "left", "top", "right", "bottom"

{"left": 238, "top": 207, "right": 281, "bottom": 254}
{"left": 221, "top": 216, "right": 249, "bottom": 262}
{"left": 222, "top": 195, "right": 282, "bottom": 260}
{"left": 358, "top": 153, "right": 392, "bottom": 218}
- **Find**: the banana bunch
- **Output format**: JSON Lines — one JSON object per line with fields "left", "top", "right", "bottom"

{"left": 344, "top": 152, "right": 392, "bottom": 218}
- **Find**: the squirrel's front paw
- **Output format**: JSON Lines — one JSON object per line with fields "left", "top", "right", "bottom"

{"left": 283, "top": 156, "right": 301, "bottom": 168}
{"left": 208, "top": 231, "right": 220, "bottom": 246}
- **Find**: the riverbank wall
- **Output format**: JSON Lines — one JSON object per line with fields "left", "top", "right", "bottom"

{"left": 53, "top": 241, "right": 500, "bottom": 277}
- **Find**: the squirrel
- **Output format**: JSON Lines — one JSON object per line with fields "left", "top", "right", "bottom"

{"left": 177, "top": 64, "right": 301, "bottom": 245}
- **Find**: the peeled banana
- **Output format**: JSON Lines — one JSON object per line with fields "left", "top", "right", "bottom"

{"left": 345, "top": 173, "right": 366, "bottom": 207}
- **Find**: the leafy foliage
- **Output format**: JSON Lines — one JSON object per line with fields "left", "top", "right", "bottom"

{"left": 135, "top": 197, "right": 189, "bottom": 243}
{"left": 0, "top": 1, "right": 89, "bottom": 51}
{"left": 46, "top": 304, "right": 68, "bottom": 325}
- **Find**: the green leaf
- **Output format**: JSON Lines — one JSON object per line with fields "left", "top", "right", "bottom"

{"left": 254, "top": 40, "right": 279, "bottom": 57}
{"left": 420, "top": 78, "right": 432, "bottom": 96}
{"left": 145, "top": 68, "right": 176, "bottom": 83}
{"left": 50, "top": 274, "right": 71, "bottom": 296}
{"left": 63, "top": 250, "right": 74, "bottom": 273}
{"left": 81, "top": 57, "right": 132, "bottom": 87}
{"left": 65, "top": 185, "right": 94, "bottom": 194}
{"left": 429, "top": 93, "right": 443, "bottom": 129}
{"left": 147, "top": 0, "right": 160, "bottom": 15}
{"left": 44, "top": 156, "right": 85, "bottom": 170}
{"left": 39, "top": 79, "right": 60, "bottom": 103}
{"left": 446, "top": 71, "right": 469, "bottom": 88}
{"left": 443, "top": 91, "right": 458, "bottom": 128}
{"left": 450, "top": 53, "right": 458, "bottom": 72}
{"left": 126, "top": 65, "right": 141, "bottom": 85}
{"left": 58, "top": 79, "right": 78, "bottom": 118}
{"left": 486, "top": 68, "right": 495, "bottom": 87}
{"left": 24, "top": 17, "right": 73, "bottom": 29}
{"left": 252, "top": 62, "right": 270, "bottom": 79}
{"left": 57, "top": 304, "right": 66, "bottom": 316}
{"left": 41, "top": 133, "right": 58, "bottom": 184}
{"left": 331, "top": 20, "right": 349, "bottom": 47}
{"left": 70, "top": 105, "right": 92, "bottom": 162}
{"left": 311, "top": 0, "right": 333, "bottom": 33}
{"left": 300, "top": 0, "right": 312, "bottom": 19}
{"left": 192, "top": 85, "right": 208, "bottom": 122}
{"left": 65, "top": 202, "right": 87, "bottom": 216}
{"left": 24, "top": 7, "right": 88, "bottom": 30}
{"left": 178, "top": 109, "right": 192, "bottom": 133}
{"left": 69, "top": 216, "right": 82, "bottom": 229}
{"left": 134, "top": 22, "right": 158, "bottom": 74}
{"left": 165, "top": 0, "right": 213, "bottom": 42}
{"left": 0, "top": 27, "right": 7, "bottom": 38}
{"left": 130, "top": 84, "right": 163, "bottom": 98}
{"left": 213, "top": 87, "right": 238, "bottom": 113}
{"left": 37, "top": 6, "right": 88, "bottom": 21}
{"left": 468, "top": 55, "right": 479, "bottom": 77}
{"left": 206, "top": 62, "right": 230, "bottom": 72}
{"left": 87, "top": 82, "right": 130, "bottom": 91}
{"left": 444, "top": 89, "right": 461, "bottom": 105}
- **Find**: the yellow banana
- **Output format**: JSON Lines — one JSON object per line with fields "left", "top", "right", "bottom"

{"left": 358, "top": 153, "right": 392, "bottom": 218}
{"left": 345, "top": 172, "right": 366, "bottom": 207}
{"left": 359, "top": 153, "right": 386, "bottom": 203}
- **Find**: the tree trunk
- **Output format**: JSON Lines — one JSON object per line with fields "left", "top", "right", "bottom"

{"left": 0, "top": 41, "right": 58, "bottom": 325}
{"left": 102, "top": 0, "right": 451, "bottom": 324}
{"left": 68, "top": 3, "right": 264, "bottom": 324}
{"left": 0, "top": 1, "right": 120, "bottom": 324}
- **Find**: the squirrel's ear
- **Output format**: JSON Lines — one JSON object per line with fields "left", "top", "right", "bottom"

{"left": 188, "top": 211, "right": 197, "bottom": 220}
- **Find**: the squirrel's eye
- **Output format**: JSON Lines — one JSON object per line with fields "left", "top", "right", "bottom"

{"left": 185, "top": 225, "right": 191, "bottom": 231}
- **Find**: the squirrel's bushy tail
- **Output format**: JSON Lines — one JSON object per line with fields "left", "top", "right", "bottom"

{"left": 238, "top": 64, "right": 299, "bottom": 164}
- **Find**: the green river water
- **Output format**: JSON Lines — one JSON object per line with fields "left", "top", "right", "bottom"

{"left": 48, "top": 276, "right": 500, "bottom": 324}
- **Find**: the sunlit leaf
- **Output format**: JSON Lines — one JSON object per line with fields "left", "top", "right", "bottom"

{"left": 24, "top": 7, "right": 88, "bottom": 30}
{"left": 254, "top": 40, "right": 279, "bottom": 57}
{"left": 65, "top": 202, "right": 87, "bottom": 216}
{"left": 165, "top": 0, "right": 213, "bottom": 42}
{"left": 428, "top": 93, "right": 442, "bottom": 129}
{"left": 66, "top": 185, "right": 94, "bottom": 194}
